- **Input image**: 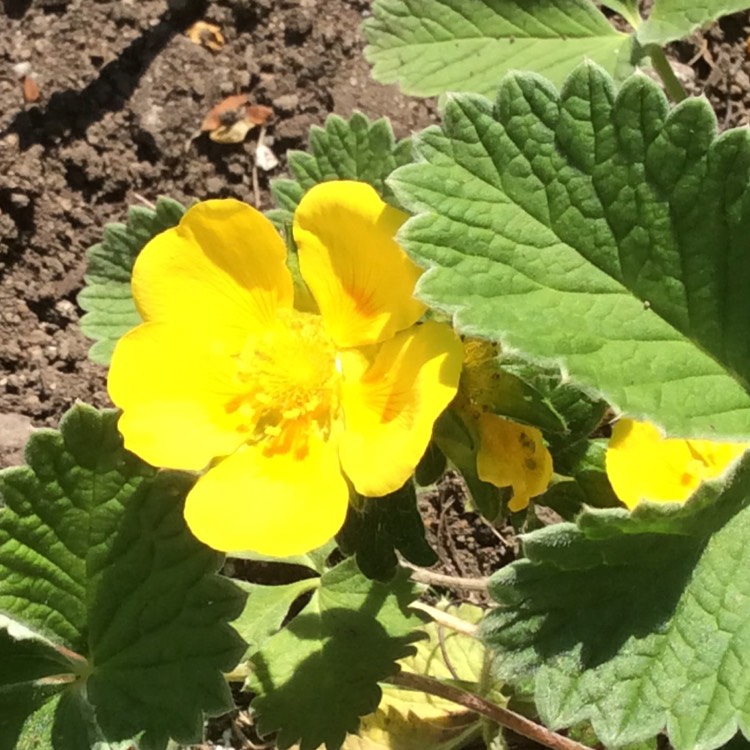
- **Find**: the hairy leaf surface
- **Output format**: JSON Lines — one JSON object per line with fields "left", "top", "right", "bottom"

{"left": 482, "top": 453, "right": 750, "bottom": 750}
{"left": 248, "top": 558, "right": 422, "bottom": 750}
{"left": 364, "top": 0, "right": 632, "bottom": 97}
{"left": 638, "top": 0, "right": 750, "bottom": 44}
{"left": 0, "top": 405, "right": 245, "bottom": 749}
{"left": 391, "top": 63, "right": 750, "bottom": 439}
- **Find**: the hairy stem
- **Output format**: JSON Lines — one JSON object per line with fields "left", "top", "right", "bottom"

{"left": 649, "top": 46, "right": 687, "bottom": 102}
{"left": 410, "top": 600, "right": 479, "bottom": 637}
{"left": 386, "top": 672, "right": 594, "bottom": 750}
{"left": 404, "top": 563, "right": 490, "bottom": 592}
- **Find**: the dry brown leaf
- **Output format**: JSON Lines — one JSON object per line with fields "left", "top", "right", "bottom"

{"left": 200, "top": 94, "right": 249, "bottom": 132}
{"left": 200, "top": 97, "right": 274, "bottom": 144}
{"left": 246, "top": 104, "right": 273, "bottom": 125}
{"left": 22, "top": 76, "right": 40, "bottom": 103}
{"left": 186, "top": 21, "right": 225, "bottom": 52}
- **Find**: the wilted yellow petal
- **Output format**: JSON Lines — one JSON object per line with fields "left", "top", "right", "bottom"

{"left": 133, "top": 199, "right": 293, "bottom": 330}
{"left": 339, "top": 321, "right": 462, "bottom": 497}
{"left": 109, "top": 322, "right": 248, "bottom": 470}
{"left": 184, "top": 434, "right": 349, "bottom": 556}
{"left": 208, "top": 119, "right": 256, "bottom": 144}
{"left": 476, "top": 414, "right": 553, "bottom": 512}
{"left": 186, "top": 20, "right": 225, "bottom": 51}
{"left": 294, "top": 181, "right": 425, "bottom": 349}
{"left": 606, "top": 418, "right": 749, "bottom": 509}
{"left": 459, "top": 338, "right": 502, "bottom": 408}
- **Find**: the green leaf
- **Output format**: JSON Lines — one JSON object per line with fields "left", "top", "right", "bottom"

{"left": 0, "top": 629, "right": 73, "bottom": 688}
{"left": 248, "top": 557, "right": 423, "bottom": 750}
{"left": 384, "top": 604, "right": 488, "bottom": 705}
{"left": 1, "top": 662, "right": 61, "bottom": 750}
{"left": 78, "top": 198, "right": 185, "bottom": 365}
{"left": 481, "top": 452, "right": 750, "bottom": 750}
{"left": 48, "top": 692, "right": 92, "bottom": 750}
{"left": 432, "top": 410, "right": 500, "bottom": 521}
{"left": 602, "top": 0, "right": 641, "bottom": 28}
{"left": 537, "top": 440, "right": 621, "bottom": 518}
{"left": 229, "top": 540, "right": 335, "bottom": 575}
{"left": 0, "top": 404, "right": 246, "bottom": 748}
{"left": 472, "top": 350, "right": 607, "bottom": 440}
{"left": 461, "top": 345, "right": 567, "bottom": 435}
{"left": 14, "top": 693, "right": 56, "bottom": 750}
{"left": 0, "top": 633, "right": 89, "bottom": 749}
{"left": 13, "top": 689, "right": 116, "bottom": 750}
{"left": 337, "top": 483, "right": 438, "bottom": 581}
{"left": 533, "top": 479, "right": 585, "bottom": 519}
{"left": 363, "top": 0, "right": 633, "bottom": 98}
{"left": 638, "top": 0, "right": 750, "bottom": 45}
{"left": 501, "top": 358, "right": 610, "bottom": 478}
{"left": 232, "top": 578, "right": 319, "bottom": 659}
{"left": 267, "top": 112, "right": 413, "bottom": 229}
{"left": 566, "top": 439, "right": 620, "bottom": 508}
{"left": 510, "top": 361, "right": 606, "bottom": 443}
{"left": 361, "top": 603, "right": 487, "bottom": 749}
{"left": 415, "top": 442, "right": 447, "bottom": 486}
{"left": 391, "top": 62, "right": 750, "bottom": 440}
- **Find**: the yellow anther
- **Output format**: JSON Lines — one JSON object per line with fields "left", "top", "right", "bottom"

{"left": 227, "top": 308, "right": 341, "bottom": 453}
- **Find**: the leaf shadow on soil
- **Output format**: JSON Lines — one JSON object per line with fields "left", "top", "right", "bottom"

{"left": 4, "top": 1, "right": 207, "bottom": 150}
{"left": 2, "top": 0, "right": 32, "bottom": 20}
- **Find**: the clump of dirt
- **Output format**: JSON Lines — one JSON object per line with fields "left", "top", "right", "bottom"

{"left": 419, "top": 474, "right": 518, "bottom": 592}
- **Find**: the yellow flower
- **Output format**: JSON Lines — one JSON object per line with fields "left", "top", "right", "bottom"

{"left": 457, "top": 339, "right": 553, "bottom": 512}
{"left": 605, "top": 418, "right": 749, "bottom": 509}
{"left": 108, "top": 181, "right": 463, "bottom": 556}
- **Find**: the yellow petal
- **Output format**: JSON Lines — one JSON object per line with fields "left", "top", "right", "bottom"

{"left": 133, "top": 199, "right": 293, "bottom": 330}
{"left": 183, "top": 435, "right": 349, "bottom": 555}
{"left": 108, "top": 322, "right": 247, "bottom": 470}
{"left": 475, "top": 414, "right": 553, "bottom": 512}
{"left": 294, "top": 181, "right": 425, "bottom": 348}
{"left": 606, "top": 419, "right": 749, "bottom": 509}
{"left": 339, "top": 321, "right": 463, "bottom": 497}
{"left": 687, "top": 437, "right": 750, "bottom": 478}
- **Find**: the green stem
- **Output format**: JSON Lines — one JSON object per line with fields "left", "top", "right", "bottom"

{"left": 478, "top": 646, "right": 498, "bottom": 746}
{"left": 386, "top": 671, "right": 595, "bottom": 750}
{"left": 649, "top": 46, "right": 687, "bottom": 102}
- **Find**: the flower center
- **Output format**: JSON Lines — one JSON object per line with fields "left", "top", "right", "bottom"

{"left": 227, "top": 309, "right": 340, "bottom": 457}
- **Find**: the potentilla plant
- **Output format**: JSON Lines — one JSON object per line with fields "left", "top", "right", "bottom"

{"left": 4, "top": 1, "right": 750, "bottom": 749}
